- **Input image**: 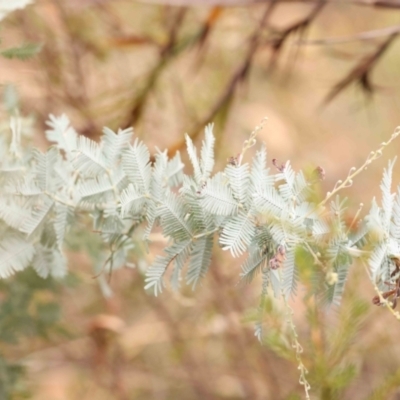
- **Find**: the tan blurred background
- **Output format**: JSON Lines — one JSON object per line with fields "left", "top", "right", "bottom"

{"left": 2, "top": 1, "right": 400, "bottom": 399}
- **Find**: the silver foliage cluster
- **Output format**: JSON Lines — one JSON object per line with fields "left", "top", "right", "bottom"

{"left": 0, "top": 114, "right": 399, "bottom": 307}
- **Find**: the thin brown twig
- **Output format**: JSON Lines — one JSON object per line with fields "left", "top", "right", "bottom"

{"left": 136, "top": 0, "right": 400, "bottom": 8}
{"left": 299, "top": 24, "right": 400, "bottom": 46}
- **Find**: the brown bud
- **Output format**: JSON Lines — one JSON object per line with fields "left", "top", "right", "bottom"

{"left": 269, "top": 257, "right": 280, "bottom": 270}
{"left": 372, "top": 295, "right": 382, "bottom": 306}
{"left": 272, "top": 159, "right": 285, "bottom": 172}
{"left": 227, "top": 154, "right": 239, "bottom": 166}
{"left": 313, "top": 166, "right": 326, "bottom": 181}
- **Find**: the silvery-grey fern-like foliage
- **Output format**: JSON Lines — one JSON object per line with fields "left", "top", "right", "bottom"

{"left": 366, "top": 159, "right": 400, "bottom": 297}
{"left": 0, "top": 114, "right": 399, "bottom": 309}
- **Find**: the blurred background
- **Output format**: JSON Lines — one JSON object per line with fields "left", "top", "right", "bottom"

{"left": 2, "top": 0, "right": 400, "bottom": 399}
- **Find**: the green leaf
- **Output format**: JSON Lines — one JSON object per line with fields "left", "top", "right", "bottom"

{"left": 220, "top": 211, "right": 255, "bottom": 257}
{"left": 185, "top": 134, "right": 201, "bottom": 184}
{"left": 200, "top": 172, "right": 238, "bottom": 216}
{"left": 282, "top": 245, "right": 298, "bottom": 298}
{"left": 32, "top": 245, "right": 67, "bottom": 278}
{"left": 122, "top": 138, "right": 151, "bottom": 191}
{"left": 158, "top": 190, "right": 193, "bottom": 241}
{"left": 225, "top": 163, "right": 250, "bottom": 206}
{"left": 380, "top": 158, "right": 396, "bottom": 231}
{"left": 187, "top": 236, "right": 213, "bottom": 289}
{"left": 145, "top": 240, "right": 192, "bottom": 296}
{"left": 240, "top": 248, "right": 267, "bottom": 283}
{"left": 199, "top": 124, "right": 215, "bottom": 183}
{"left": 0, "top": 237, "right": 35, "bottom": 278}
{"left": 1, "top": 43, "right": 42, "bottom": 60}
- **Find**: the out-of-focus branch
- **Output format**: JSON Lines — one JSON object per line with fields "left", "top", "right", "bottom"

{"left": 196, "top": 6, "right": 223, "bottom": 50}
{"left": 120, "top": 7, "right": 228, "bottom": 130}
{"left": 54, "top": 2, "right": 99, "bottom": 138}
{"left": 322, "top": 33, "right": 398, "bottom": 105}
{"left": 136, "top": 0, "right": 400, "bottom": 8}
{"left": 120, "top": 8, "right": 188, "bottom": 130}
{"left": 161, "top": 7, "right": 187, "bottom": 56}
{"left": 267, "top": 1, "right": 325, "bottom": 71}
{"left": 165, "top": 2, "right": 325, "bottom": 158}
{"left": 300, "top": 24, "right": 400, "bottom": 46}
{"left": 165, "top": 2, "right": 276, "bottom": 158}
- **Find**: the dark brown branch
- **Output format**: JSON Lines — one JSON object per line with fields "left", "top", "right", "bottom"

{"left": 165, "top": 2, "right": 277, "bottom": 158}
{"left": 267, "top": 1, "right": 325, "bottom": 71}
{"left": 196, "top": 6, "right": 223, "bottom": 50}
{"left": 322, "top": 33, "right": 398, "bottom": 105}
{"left": 121, "top": 8, "right": 188, "bottom": 129}
{"left": 121, "top": 7, "right": 229, "bottom": 131}
{"left": 161, "top": 7, "right": 187, "bottom": 56}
